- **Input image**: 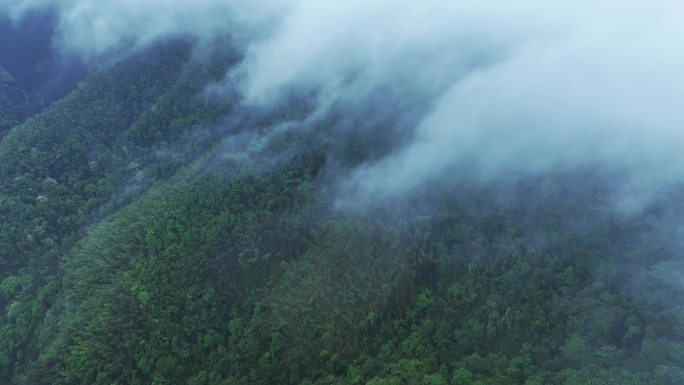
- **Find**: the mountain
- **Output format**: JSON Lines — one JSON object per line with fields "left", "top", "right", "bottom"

{"left": 1, "top": 9, "right": 684, "bottom": 385}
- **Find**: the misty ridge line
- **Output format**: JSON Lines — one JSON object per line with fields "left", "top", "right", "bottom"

{"left": 3, "top": 0, "right": 684, "bottom": 210}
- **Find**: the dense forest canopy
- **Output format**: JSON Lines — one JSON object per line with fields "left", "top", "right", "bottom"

{"left": 0, "top": 1, "right": 683, "bottom": 384}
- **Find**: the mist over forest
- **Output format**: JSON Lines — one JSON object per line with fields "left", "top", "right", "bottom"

{"left": 0, "top": 1, "right": 683, "bottom": 384}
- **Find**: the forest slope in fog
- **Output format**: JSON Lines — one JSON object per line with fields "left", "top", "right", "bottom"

{"left": 1, "top": 1, "right": 683, "bottom": 385}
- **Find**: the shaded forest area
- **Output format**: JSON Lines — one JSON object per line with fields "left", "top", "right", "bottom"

{"left": 0, "top": 9, "right": 86, "bottom": 133}
{"left": 0, "top": 38, "right": 683, "bottom": 385}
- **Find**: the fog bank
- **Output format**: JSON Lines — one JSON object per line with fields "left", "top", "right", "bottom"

{"left": 3, "top": 0, "right": 684, "bottom": 209}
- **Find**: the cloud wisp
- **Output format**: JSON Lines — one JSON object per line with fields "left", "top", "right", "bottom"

{"left": 221, "top": 0, "right": 684, "bottom": 210}
{"left": 3, "top": 0, "right": 684, "bottom": 209}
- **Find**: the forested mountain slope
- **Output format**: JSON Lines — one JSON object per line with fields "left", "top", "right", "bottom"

{"left": 0, "top": 27, "right": 683, "bottom": 385}
{"left": 0, "top": 39, "right": 237, "bottom": 382}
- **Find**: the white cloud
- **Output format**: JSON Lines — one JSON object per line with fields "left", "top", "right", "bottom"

{"left": 4, "top": 0, "right": 684, "bottom": 207}
{"left": 345, "top": 3, "right": 684, "bottom": 201}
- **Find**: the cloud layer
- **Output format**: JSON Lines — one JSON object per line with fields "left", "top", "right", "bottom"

{"left": 3, "top": 0, "right": 684, "bottom": 207}
{"left": 334, "top": 0, "right": 684, "bottom": 205}
{"left": 230, "top": 0, "right": 684, "bottom": 208}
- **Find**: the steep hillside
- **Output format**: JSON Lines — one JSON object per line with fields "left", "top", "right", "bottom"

{"left": 0, "top": 39, "right": 238, "bottom": 381}
{"left": 1, "top": 5, "right": 683, "bottom": 385}
{"left": 1, "top": 39, "right": 683, "bottom": 384}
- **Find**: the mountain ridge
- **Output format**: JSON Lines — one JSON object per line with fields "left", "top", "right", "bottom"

{"left": 0, "top": 27, "right": 683, "bottom": 385}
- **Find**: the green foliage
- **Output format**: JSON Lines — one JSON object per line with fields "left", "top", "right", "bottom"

{"left": 560, "top": 335, "right": 590, "bottom": 364}
{"left": 0, "top": 40, "right": 682, "bottom": 385}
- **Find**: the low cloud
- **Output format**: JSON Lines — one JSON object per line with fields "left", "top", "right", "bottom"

{"left": 3, "top": 0, "right": 684, "bottom": 209}
{"left": 231, "top": 0, "right": 684, "bottom": 208}
{"left": 340, "top": 2, "right": 684, "bottom": 206}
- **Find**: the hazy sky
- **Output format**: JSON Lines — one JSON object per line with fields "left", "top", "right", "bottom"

{"left": 3, "top": 0, "right": 684, "bottom": 208}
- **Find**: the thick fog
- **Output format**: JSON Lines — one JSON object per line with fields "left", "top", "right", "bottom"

{"left": 232, "top": 0, "right": 684, "bottom": 209}
{"left": 3, "top": 0, "right": 684, "bottom": 208}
